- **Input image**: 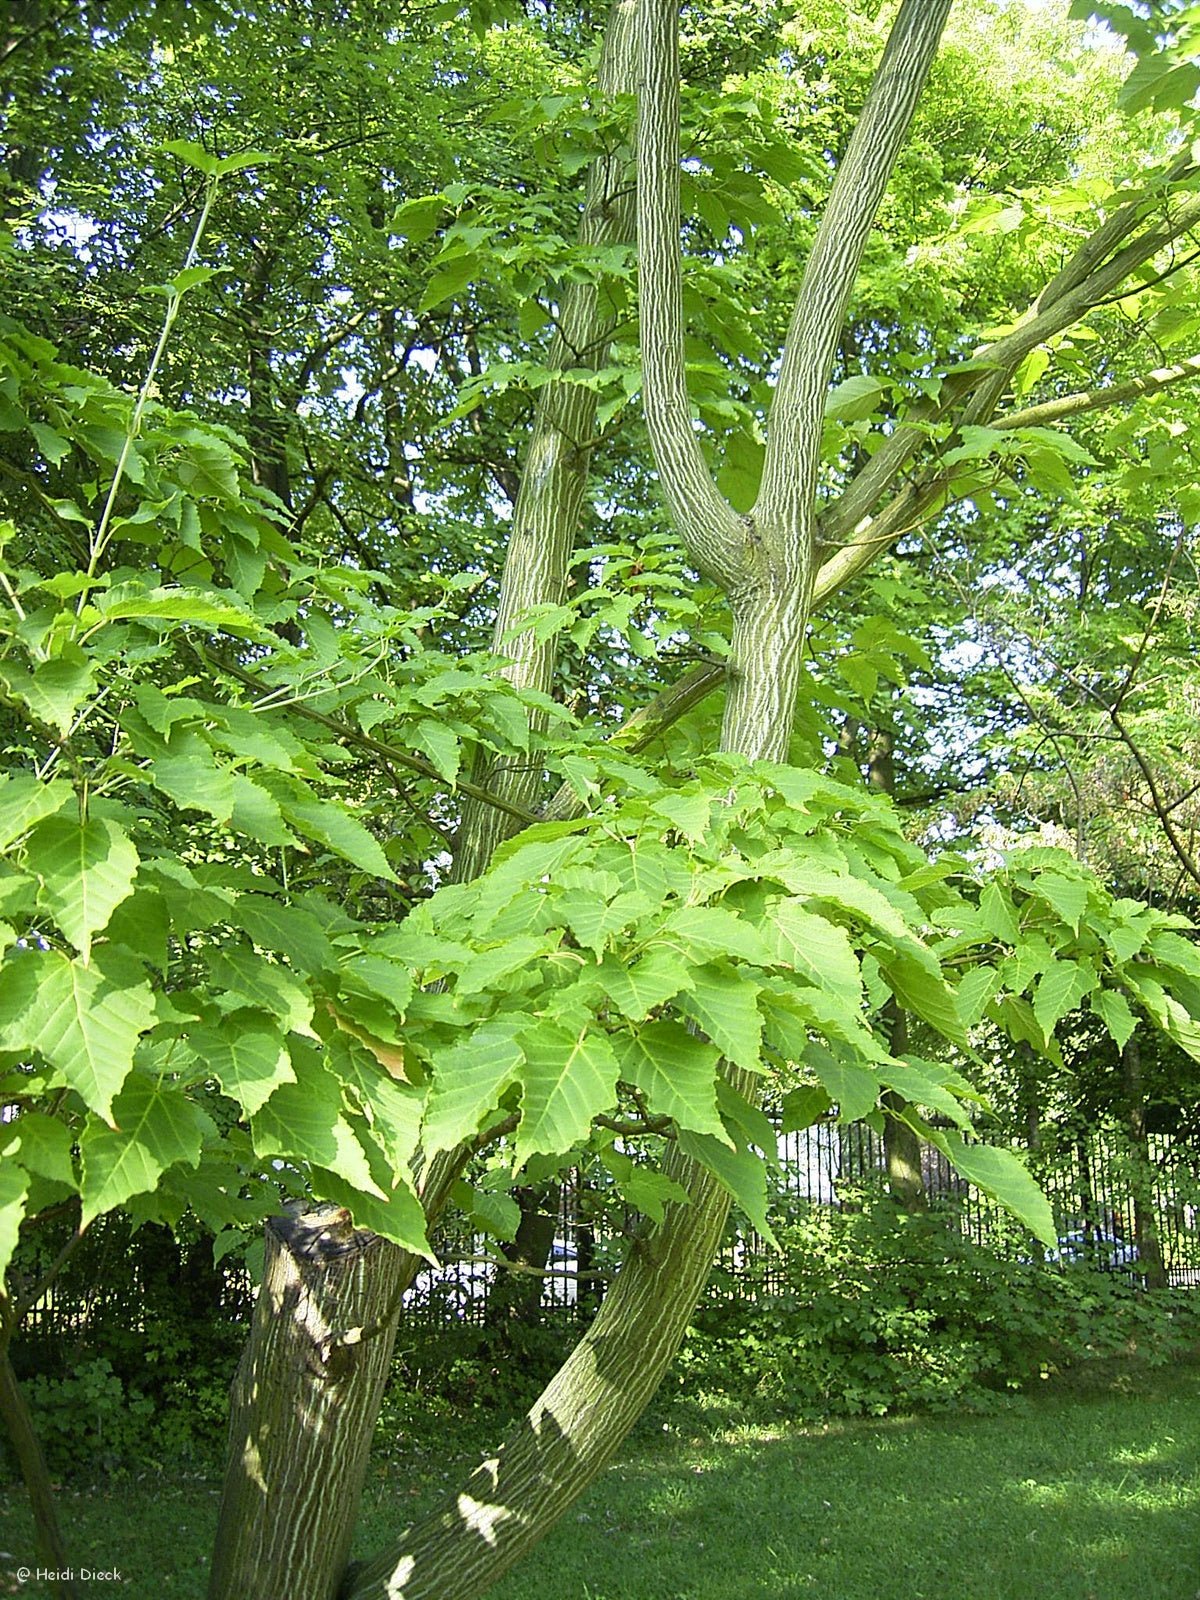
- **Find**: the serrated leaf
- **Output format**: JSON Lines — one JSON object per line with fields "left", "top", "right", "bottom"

{"left": 0, "top": 647, "right": 95, "bottom": 737}
{"left": 273, "top": 787, "right": 397, "bottom": 881}
{"left": 94, "top": 584, "right": 265, "bottom": 634}
{"left": 413, "top": 718, "right": 462, "bottom": 785}
{"left": 824, "top": 374, "right": 886, "bottom": 421}
{"left": 808, "top": 1045, "right": 879, "bottom": 1122}
{"left": 1033, "top": 958, "right": 1094, "bottom": 1038}
{"left": 189, "top": 1022, "right": 295, "bottom": 1116}
{"left": 252, "top": 1047, "right": 387, "bottom": 1199}
{"left": 326, "top": 1030, "right": 424, "bottom": 1176}
{"left": 880, "top": 952, "right": 968, "bottom": 1048}
{"left": 756, "top": 896, "right": 862, "bottom": 1004}
{"left": 1090, "top": 988, "right": 1138, "bottom": 1052}
{"left": 29, "top": 815, "right": 140, "bottom": 959}
{"left": 779, "top": 1084, "right": 832, "bottom": 1133}
{"left": 927, "top": 1128, "right": 1054, "bottom": 1245}
{"left": 453, "top": 1179, "right": 521, "bottom": 1241}
{"left": 0, "top": 948, "right": 155, "bottom": 1121}
{"left": 423, "top": 1016, "right": 526, "bottom": 1154}
{"left": 515, "top": 1024, "right": 620, "bottom": 1166}
{"left": 600, "top": 1149, "right": 689, "bottom": 1222}
{"left": 877, "top": 1058, "right": 970, "bottom": 1129}
{"left": 596, "top": 948, "right": 695, "bottom": 1021}
{"left": 203, "top": 949, "right": 315, "bottom": 1036}
{"left": 556, "top": 888, "right": 655, "bottom": 959}
{"left": 80, "top": 1074, "right": 212, "bottom": 1226}
{"left": 0, "top": 773, "right": 73, "bottom": 852}
{"left": 655, "top": 903, "right": 774, "bottom": 967}
{"left": 676, "top": 965, "right": 763, "bottom": 1073}
{"left": 1032, "top": 871, "right": 1089, "bottom": 933}
{"left": 616, "top": 1019, "right": 728, "bottom": 1140}
{"left": 677, "top": 1125, "right": 776, "bottom": 1246}
{"left": 980, "top": 881, "right": 1020, "bottom": 943}
{"left": 1, "top": 1111, "right": 75, "bottom": 1185}
{"left": 956, "top": 964, "right": 1002, "bottom": 1026}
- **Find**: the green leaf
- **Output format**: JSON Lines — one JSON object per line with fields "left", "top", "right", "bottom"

{"left": 927, "top": 1129, "right": 1055, "bottom": 1246}
{"left": 979, "top": 881, "right": 1020, "bottom": 943}
{"left": 413, "top": 719, "right": 462, "bottom": 785}
{"left": 755, "top": 896, "right": 862, "bottom": 1004}
{"left": 94, "top": 584, "right": 265, "bottom": 635}
{"left": 188, "top": 1022, "right": 295, "bottom": 1116}
{"left": 453, "top": 1178, "right": 520, "bottom": 1241}
{"left": 252, "top": 1047, "right": 386, "bottom": 1199}
{"left": 1, "top": 1111, "right": 75, "bottom": 1185}
{"left": 596, "top": 948, "right": 694, "bottom": 1021}
{"left": 880, "top": 952, "right": 968, "bottom": 1049}
{"left": 0, "top": 1165, "right": 28, "bottom": 1285}
{"left": 515, "top": 1024, "right": 620, "bottom": 1166}
{"left": 0, "top": 773, "right": 72, "bottom": 852}
{"left": 556, "top": 889, "right": 655, "bottom": 960}
{"left": 1032, "top": 958, "right": 1094, "bottom": 1039}
{"left": 1090, "top": 988, "right": 1138, "bottom": 1052}
{"left": 326, "top": 1031, "right": 424, "bottom": 1177}
{"left": 274, "top": 786, "right": 398, "bottom": 881}
{"left": 654, "top": 903, "right": 774, "bottom": 967}
{"left": 616, "top": 1019, "right": 728, "bottom": 1141}
{"left": 423, "top": 1016, "right": 526, "bottom": 1154}
{"left": 29, "top": 816, "right": 139, "bottom": 959}
{"left": 1032, "top": 871, "right": 1089, "bottom": 933}
{"left": 877, "top": 1058, "right": 971, "bottom": 1129}
{"left": 779, "top": 1084, "right": 832, "bottom": 1133}
{"left": 203, "top": 949, "right": 315, "bottom": 1036}
{"left": 598, "top": 1149, "right": 689, "bottom": 1223}
{"left": 676, "top": 965, "right": 763, "bottom": 1073}
{"left": 161, "top": 138, "right": 220, "bottom": 175}
{"left": 808, "top": 1045, "right": 879, "bottom": 1123}
{"left": 0, "top": 948, "right": 155, "bottom": 1122}
{"left": 824, "top": 374, "right": 886, "bottom": 421}
{"left": 80, "top": 1074, "right": 212, "bottom": 1226}
{"left": 677, "top": 1125, "right": 776, "bottom": 1246}
{"left": 0, "top": 646, "right": 96, "bottom": 737}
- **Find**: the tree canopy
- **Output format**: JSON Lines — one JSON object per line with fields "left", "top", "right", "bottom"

{"left": 2, "top": 1, "right": 1200, "bottom": 1595}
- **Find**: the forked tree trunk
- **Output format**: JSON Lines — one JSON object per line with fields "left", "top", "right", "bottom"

{"left": 208, "top": 2, "right": 953, "bottom": 1596}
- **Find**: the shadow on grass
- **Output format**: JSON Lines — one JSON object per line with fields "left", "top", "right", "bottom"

{"left": 1, "top": 1358, "right": 1197, "bottom": 1599}
{"left": 471, "top": 1356, "right": 1200, "bottom": 1600}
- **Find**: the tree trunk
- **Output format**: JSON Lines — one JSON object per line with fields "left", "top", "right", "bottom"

{"left": 1122, "top": 1034, "right": 1168, "bottom": 1289}
{"left": 881, "top": 1006, "right": 926, "bottom": 1213}
{"left": 0, "top": 1349, "right": 81, "bottom": 1599}
{"left": 484, "top": 1186, "right": 559, "bottom": 1332}
{"left": 207, "top": 1208, "right": 411, "bottom": 1600}
{"left": 209, "top": 2, "right": 953, "bottom": 1595}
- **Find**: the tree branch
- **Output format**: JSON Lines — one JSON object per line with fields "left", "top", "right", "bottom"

{"left": 635, "top": 0, "right": 747, "bottom": 592}
{"left": 993, "top": 353, "right": 1200, "bottom": 434}
{"left": 755, "top": 0, "right": 953, "bottom": 557}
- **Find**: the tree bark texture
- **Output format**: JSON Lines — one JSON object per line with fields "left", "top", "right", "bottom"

{"left": 452, "top": 0, "right": 640, "bottom": 881}
{"left": 213, "top": 1, "right": 959, "bottom": 1595}
{"left": 207, "top": 1207, "right": 410, "bottom": 1600}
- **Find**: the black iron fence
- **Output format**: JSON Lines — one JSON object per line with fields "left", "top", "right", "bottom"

{"left": 16, "top": 1120, "right": 1200, "bottom": 1349}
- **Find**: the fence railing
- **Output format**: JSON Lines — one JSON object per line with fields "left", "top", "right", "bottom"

{"left": 16, "top": 1121, "right": 1200, "bottom": 1348}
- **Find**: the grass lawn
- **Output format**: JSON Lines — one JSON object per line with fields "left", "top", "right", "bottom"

{"left": 2, "top": 1358, "right": 1198, "bottom": 1599}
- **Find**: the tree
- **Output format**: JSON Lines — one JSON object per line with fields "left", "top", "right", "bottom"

{"left": 3, "top": 4, "right": 1200, "bottom": 1600}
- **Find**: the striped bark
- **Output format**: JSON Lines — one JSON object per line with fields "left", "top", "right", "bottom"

{"left": 340, "top": 4, "right": 952, "bottom": 1598}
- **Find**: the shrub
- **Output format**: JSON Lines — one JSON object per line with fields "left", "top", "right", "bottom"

{"left": 670, "top": 1192, "right": 1200, "bottom": 1421}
